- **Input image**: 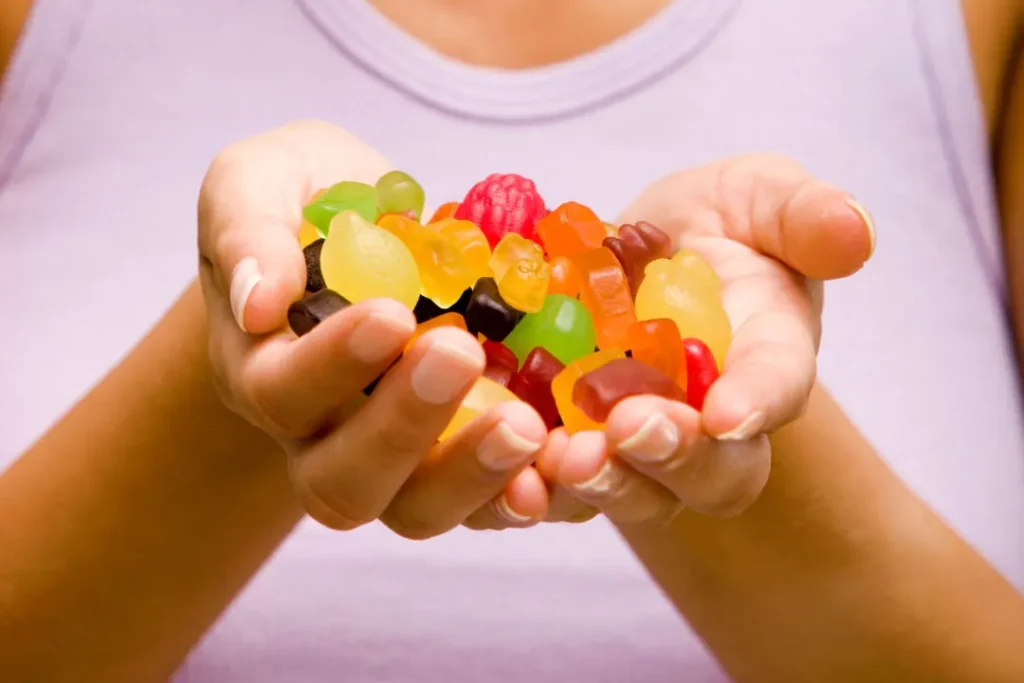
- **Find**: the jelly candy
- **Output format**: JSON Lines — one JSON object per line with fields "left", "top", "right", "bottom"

{"left": 502, "top": 294, "right": 597, "bottom": 368}
{"left": 548, "top": 256, "right": 581, "bottom": 298}
{"left": 550, "top": 350, "right": 625, "bottom": 434}
{"left": 572, "top": 247, "right": 637, "bottom": 352}
{"left": 602, "top": 222, "right": 619, "bottom": 237}
{"left": 319, "top": 210, "right": 421, "bottom": 309}
{"left": 634, "top": 257, "right": 731, "bottom": 368}
{"left": 413, "top": 289, "right": 472, "bottom": 324}
{"left": 671, "top": 249, "right": 722, "bottom": 294}
{"left": 489, "top": 234, "right": 550, "bottom": 313}
{"left": 627, "top": 319, "right": 681, "bottom": 382}
{"left": 603, "top": 221, "right": 673, "bottom": 296}
{"left": 429, "top": 202, "right": 460, "bottom": 223}
{"left": 508, "top": 347, "right": 565, "bottom": 430}
{"left": 304, "top": 181, "right": 379, "bottom": 235}
{"left": 405, "top": 312, "right": 468, "bottom": 352}
{"left": 378, "top": 214, "right": 476, "bottom": 309}
{"left": 376, "top": 170, "right": 425, "bottom": 220}
{"left": 303, "top": 239, "right": 326, "bottom": 293}
{"left": 429, "top": 218, "right": 492, "bottom": 283}
{"left": 288, "top": 289, "right": 350, "bottom": 337}
{"left": 454, "top": 173, "right": 548, "bottom": 247}
{"left": 464, "top": 277, "right": 525, "bottom": 342}
{"left": 536, "top": 201, "right": 606, "bottom": 259}
{"left": 482, "top": 340, "right": 519, "bottom": 387}
{"left": 299, "top": 220, "right": 321, "bottom": 248}
{"left": 438, "top": 376, "right": 522, "bottom": 442}
{"left": 681, "top": 338, "right": 719, "bottom": 410}
{"left": 572, "top": 358, "right": 686, "bottom": 423}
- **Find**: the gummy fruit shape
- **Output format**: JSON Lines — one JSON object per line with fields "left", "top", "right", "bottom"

{"left": 502, "top": 294, "right": 596, "bottom": 368}
{"left": 550, "top": 350, "right": 625, "bottom": 434}
{"left": 319, "top": 210, "right": 422, "bottom": 309}
{"left": 547, "top": 256, "right": 581, "bottom": 298}
{"left": 536, "top": 201, "right": 606, "bottom": 259}
{"left": 454, "top": 173, "right": 548, "bottom": 248}
{"left": 572, "top": 247, "right": 637, "bottom": 352}
{"left": 572, "top": 358, "right": 686, "bottom": 423}
{"left": 482, "top": 340, "right": 519, "bottom": 387}
{"left": 603, "top": 221, "right": 673, "bottom": 296}
{"left": 378, "top": 213, "right": 478, "bottom": 309}
{"left": 489, "top": 234, "right": 550, "bottom": 313}
{"left": 438, "top": 377, "right": 521, "bottom": 442}
{"left": 507, "top": 347, "right": 565, "bottom": 430}
{"left": 627, "top": 319, "right": 682, "bottom": 383}
{"left": 304, "top": 181, "right": 378, "bottom": 236}
{"left": 376, "top": 170, "right": 426, "bottom": 220}
{"left": 681, "top": 337, "right": 719, "bottom": 410}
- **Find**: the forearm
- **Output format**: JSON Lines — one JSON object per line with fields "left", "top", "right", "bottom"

{"left": 0, "top": 281, "right": 303, "bottom": 682}
{"left": 620, "top": 385, "right": 1024, "bottom": 683}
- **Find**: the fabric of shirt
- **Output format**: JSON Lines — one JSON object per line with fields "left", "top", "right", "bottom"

{"left": 1, "top": 0, "right": 1022, "bottom": 681}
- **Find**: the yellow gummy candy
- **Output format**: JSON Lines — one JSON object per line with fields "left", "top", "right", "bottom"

{"left": 298, "top": 220, "right": 321, "bottom": 248}
{"left": 320, "top": 210, "right": 421, "bottom": 310}
{"left": 438, "top": 376, "right": 522, "bottom": 442}
{"left": 489, "top": 234, "right": 550, "bottom": 313}
{"left": 634, "top": 257, "right": 731, "bottom": 369}
{"left": 378, "top": 214, "right": 474, "bottom": 309}
{"left": 428, "top": 218, "right": 492, "bottom": 282}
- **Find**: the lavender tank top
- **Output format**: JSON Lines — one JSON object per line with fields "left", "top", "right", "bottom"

{"left": 1, "top": 1, "right": 1022, "bottom": 681}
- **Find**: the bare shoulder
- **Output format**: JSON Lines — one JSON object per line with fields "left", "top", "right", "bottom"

{"left": 961, "top": 0, "right": 1022, "bottom": 135}
{"left": 0, "top": 0, "right": 34, "bottom": 80}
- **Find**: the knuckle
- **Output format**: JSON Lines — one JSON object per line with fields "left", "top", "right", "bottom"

{"left": 299, "top": 478, "right": 376, "bottom": 531}
{"left": 380, "top": 508, "right": 444, "bottom": 541}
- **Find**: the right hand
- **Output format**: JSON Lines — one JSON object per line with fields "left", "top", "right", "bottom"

{"left": 197, "top": 120, "right": 551, "bottom": 538}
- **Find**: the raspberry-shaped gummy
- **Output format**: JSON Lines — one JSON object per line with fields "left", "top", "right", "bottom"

{"left": 454, "top": 173, "right": 548, "bottom": 248}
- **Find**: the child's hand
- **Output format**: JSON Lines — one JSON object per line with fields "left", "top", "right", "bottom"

{"left": 538, "top": 155, "right": 875, "bottom": 523}
{"left": 197, "top": 121, "right": 550, "bottom": 537}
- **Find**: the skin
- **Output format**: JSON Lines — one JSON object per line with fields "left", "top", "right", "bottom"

{"left": 0, "top": 1, "right": 1022, "bottom": 681}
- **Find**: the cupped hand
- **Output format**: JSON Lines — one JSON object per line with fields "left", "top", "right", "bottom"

{"left": 197, "top": 120, "right": 551, "bottom": 537}
{"left": 538, "top": 155, "right": 875, "bottom": 523}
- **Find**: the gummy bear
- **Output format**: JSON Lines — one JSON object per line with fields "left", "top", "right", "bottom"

{"left": 429, "top": 202, "right": 460, "bottom": 223}
{"left": 626, "top": 319, "right": 682, "bottom": 383}
{"left": 304, "top": 239, "right": 326, "bottom": 293}
{"left": 304, "top": 181, "right": 378, "bottom": 236}
{"left": 376, "top": 170, "right": 425, "bottom": 220}
{"left": 502, "top": 294, "right": 597, "bottom": 368}
{"left": 602, "top": 221, "right": 673, "bottom": 296}
{"left": 319, "top": 210, "right": 422, "bottom": 309}
{"left": 454, "top": 173, "right": 548, "bottom": 248}
{"left": 288, "top": 289, "right": 351, "bottom": 337}
{"left": 548, "top": 256, "right": 581, "bottom": 298}
{"left": 378, "top": 213, "right": 477, "bottom": 309}
{"left": 681, "top": 337, "right": 719, "bottom": 410}
{"left": 572, "top": 358, "right": 686, "bottom": 423}
{"left": 536, "top": 201, "right": 607, "bottom": 259}
{"left": 634, "top": 256, "right": 732, "bottom": 368}
{"left": 572, "top": 247, "right": 637, "bottom": 352}
{"left": 438, "top": 376, "right": 522, "bottom": 442}
{"left": 405, "top": 312, "right": 468, "bottom": 353}
{"left": 550, "top": 350, "right": 625, "bottom": 434}
{"left": 507, "top": 347, "right": 565, "bottom": 430}
{"left": 489, "top": 234, "right": 550, "bottom": 313}
{"left": 482, "top": 340, "right": 519, "bottom": 387}
{"left": 464, "top": 277, "right": 525, "bottom": 342}
{"left": 428, "top": 218, "right": 492, "bottom": 283}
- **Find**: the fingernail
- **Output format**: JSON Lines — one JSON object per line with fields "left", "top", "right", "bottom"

{"left": 348, "top": 312, "right": 416, "bottom": 363}
{"left": 846, "top": 198, "right": 876, "bottom": 259}
{"left": 617, "top": 413, "right": 678, "bottom": 463}
{"left": 410, "top": 340, "right": 484, "bottom": 404}
{"left": 493, "top": 496, "right": 533, "bottom": 525}
{"left": 716, "top": 411, "right": 766, "bottom": 441}
{"left": 478, "top": 422, "right": 541, "bottom": 471}
{"left": 574, "top": 458, "right": 626, "bottom": 496}
{"left": 229, "top": 257, "right": 262, "bottom": 332}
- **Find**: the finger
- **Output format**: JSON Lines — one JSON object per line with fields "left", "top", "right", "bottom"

{"left": 618, "top": 154, "right": 875, "bottom": 280}
{"left": 702, "top": 307, "right": 817, "bottom": 439}
{"left": 380, "top": 401, "right": 546, "bottom": 539}
{"left": 551, "top": 431, "right": 681, "bottom": 525}
{"left": 606, "top": 396, "right": 771, "bottom": 517}
{"left": 534, "top": 428, "right": 600, "bottom": 523}
{"left": 291, "top": 327, "right": 485, "bottom": 530}
{"left": 463, "top": 467, "right": 551, "bottom": 531}
{"left": 198, "top": 120, "right": 392, "bottom": 334}
{"left": 241, "top": 298, "right": 416, "bottom": 437}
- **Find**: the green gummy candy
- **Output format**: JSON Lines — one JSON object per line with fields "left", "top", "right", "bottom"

{"left": 304, "top": 181, "right": 378, "bottom": 235}
{"left": 503, "top": 294, "right": 597, "bottom": 368}
{"left": 375, "top": 170, "right": 425, "bottom": 220}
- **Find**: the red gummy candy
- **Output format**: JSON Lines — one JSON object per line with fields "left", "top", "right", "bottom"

{"left": 454, "top": 173, "right": 548, "bottom": 248}
{"left": 681, "top": 338, "right": 719, "bottom": 411}
{"left": 508, "top": 347, "right": 565, "bottom": 430}
{"left": 482, "top": 340, "right": 519, "bottom": 387}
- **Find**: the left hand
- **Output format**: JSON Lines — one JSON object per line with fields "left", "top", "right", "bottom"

{"left": 537, "top": 155, "right": 875, "bottom": 523}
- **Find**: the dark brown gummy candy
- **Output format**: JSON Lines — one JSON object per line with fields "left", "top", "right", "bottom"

{"left": 464, "top": 277, "right": 525, "bottom": 342}
{"left": 288, "top": 289, "right": 350, "bottom": 337}
{"left": 413, "top": 288, "right": 472, "bottom": 324}
{"left": 304, "top": 239, "right": 326, "bottom": 293}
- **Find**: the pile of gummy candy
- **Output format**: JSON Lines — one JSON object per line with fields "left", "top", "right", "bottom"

{"left": 288, "top": 172, "right": 731, "bottom": 441}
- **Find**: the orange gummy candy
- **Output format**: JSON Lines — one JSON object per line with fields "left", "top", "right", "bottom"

{"left": 405, "top": 312, "right": 468, "bottom": 352}
{"left": 429, "top": 202, "right": 460, "bottom": 223}
{"left": 548, "top": 256, "right": 581, "bottom": 298}
{"left": 551, "top": 350, "right": 627, "bottom": 434}
{"left": 572, "top": 247, "right": 637, "bottom": 352}
{"left": 627, "top": 319, "right": 683, "bottom": 384}
{"left": 536, "top": 202, "right": 607, "bottom": 259}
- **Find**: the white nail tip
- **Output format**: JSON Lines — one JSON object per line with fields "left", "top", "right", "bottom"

{"left": 494, "top": 497, "right": 532, "bottom": 525}
{"left": 617, "top": 413, "right": 678, "bottom": 463}
{"left": 846, "top": 198, "right": 876, "bottom": 258}
{"left": 716, "top": 411, "right": 767, "bottom": 441}
{"left": 478, "top": 422, "right": 541, "bottom": 471}
{"left": 574, "top": 459, "right": 625, "bottom": 496}
{"left": 229, "top": 257, "right": 261, "bottom": 333}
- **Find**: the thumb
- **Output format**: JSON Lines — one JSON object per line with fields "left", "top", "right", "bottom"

{"left": 198, "top": 119, "right": 392, "bottom": 334}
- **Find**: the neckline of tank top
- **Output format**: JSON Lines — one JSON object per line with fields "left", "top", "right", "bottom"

{"left": 296, "top": 0, "right": 743, "bottom": 123}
